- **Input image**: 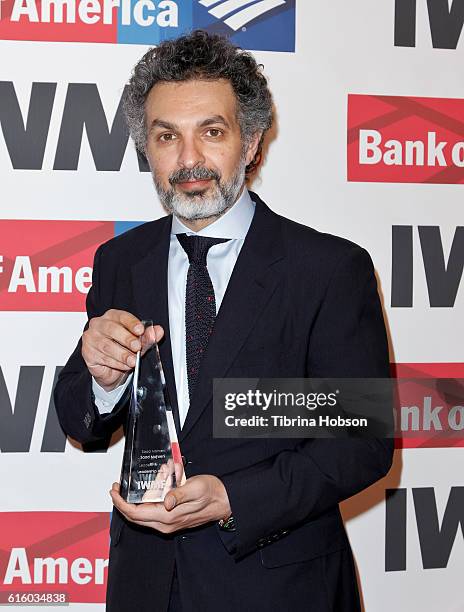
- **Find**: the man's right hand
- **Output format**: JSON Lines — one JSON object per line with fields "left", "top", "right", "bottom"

{"left": 82, "top": 309, "right": 164, "bottom": 392}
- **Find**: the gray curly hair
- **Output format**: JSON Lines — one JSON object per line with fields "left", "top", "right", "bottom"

{"left": 122, "top": 30, "right": 273, "bottom": 175}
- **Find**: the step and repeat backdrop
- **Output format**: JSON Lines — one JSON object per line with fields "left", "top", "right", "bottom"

{"left": 1, "top": 1, "right": 463, "bottom": 610}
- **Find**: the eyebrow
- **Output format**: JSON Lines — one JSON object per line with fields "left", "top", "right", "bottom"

{"left": 198, "top": 115, "right": 230, "bottom": 129}
{"left": 148, "top": 115, "right": 230, "bottom": 133}
{"left": 149, "top": 119, "right": 177, "bottom": 133}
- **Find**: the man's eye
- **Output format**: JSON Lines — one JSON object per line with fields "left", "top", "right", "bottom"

{"left": 159, "top": 133, "right": 176, "bottom": 142}
{"left": 206, "top": 128, "right": 222, "bottom": 137}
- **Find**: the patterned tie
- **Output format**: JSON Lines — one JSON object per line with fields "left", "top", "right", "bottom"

{"left": 176, "top": 233, "right": 230, "bottom": 401}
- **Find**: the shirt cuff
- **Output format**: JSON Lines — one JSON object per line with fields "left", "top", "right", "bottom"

{"left": 92, "top": 375, "right": 133, "bottom": 414}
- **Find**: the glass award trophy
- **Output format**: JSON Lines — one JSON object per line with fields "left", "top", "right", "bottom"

{"left": 120, "top": 321, "right": 183, "bottom": 503}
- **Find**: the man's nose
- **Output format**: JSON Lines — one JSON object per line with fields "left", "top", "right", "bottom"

{"left": 177, "top": 135, "right": 205, "bottom": 169}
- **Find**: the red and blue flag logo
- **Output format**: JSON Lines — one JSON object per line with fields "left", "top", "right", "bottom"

{"left": 0, "top": 0, "right": 296, "bottom": 51}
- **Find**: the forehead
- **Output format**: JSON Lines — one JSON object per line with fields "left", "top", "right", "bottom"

{"left": 145, "top": 79, "right": 238, "bottom": 125}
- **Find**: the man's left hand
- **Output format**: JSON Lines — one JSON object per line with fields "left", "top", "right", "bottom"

{"left": 110, "top": 476, "right": 232, "bottom": 533}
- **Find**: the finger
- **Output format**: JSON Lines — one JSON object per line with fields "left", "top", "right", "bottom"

{"left": 140, "top": 325, "right": 165, "bottom": 356}
{"left": 141, "top": 463, "right": 171, "bottom": 502}
{"left": 110, "top": 486, "right": 174, "bottom": 523}
{"left": 162, "top": 459, "right": 177, "bottom": 499}
{"left": 86, "top": 344, "right": 135, "bottom": 370}
{"left": 140, "top": 324, "right": 164, "bottom": 343}
{"left": 110, "top": 486, "right": 140, "bottom": 519}
{"left": 154, "top": 325, "right": 164, "bottom": 342}
{"left": 110, "top": 483, "right": 147, "bottom": 524}
{"left": 110, "top": 488, "right": 166, "bottom": 523}
{"left": 108, "top": 490, "right": 154, "bottom": 528}
{"left": 125, "top": 515, "right": 209, "bottom": 532}
{"left": 128, "top": 503, "right": 175, "bottom": 524}
{"left": 84, "top": 340, "right": 134, "bottom": 370}
{"left": 113, "top": 507, "right": 158, "bottom": 529}
{"left": 151, "top": 462, "right": 168, "bottom": 487}
{"left": 164, "top": 478, "right": 199, "bottom": 511}
{"left": 97, "top": 319, "right": 143, "bottom": 353}
{"left": 96, "top": 335, "right": 138, "bottom": 368}
{"left": 116, "top": 311, "right": 144, "bottom": 335}
{"left": 174, "top": 461, "right": 185, "bottom": 486}
{"left": 141, "top": 325, "right": 156, "bottom": 349}
{"left": 162, "top": 499, "right": 207, "bottom": 519}
{"left": 164, "top": 465, "right": 178, "bottom": 511}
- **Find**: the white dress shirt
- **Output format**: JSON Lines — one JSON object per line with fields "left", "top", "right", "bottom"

{"left": 92, "top": 188, "right": 255, "bottom": 427}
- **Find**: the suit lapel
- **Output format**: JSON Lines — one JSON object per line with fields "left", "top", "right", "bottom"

{"left": 179, "top": 195, "right": 285, "bottom": 441}
{"left": 130, "top": 215, "right": 182, "bottom": 434}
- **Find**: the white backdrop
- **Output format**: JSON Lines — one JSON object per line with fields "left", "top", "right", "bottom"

{"left": 1, "top": 1, "right": 463, "bottom": 610}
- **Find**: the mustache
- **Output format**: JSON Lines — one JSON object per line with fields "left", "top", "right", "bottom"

{"left": 169, "top": 166, "right": 221, "bottom": 185}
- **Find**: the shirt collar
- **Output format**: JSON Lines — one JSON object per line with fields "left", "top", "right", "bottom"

{"left": 170, "top": 188, "right": 255, "bottom": 239}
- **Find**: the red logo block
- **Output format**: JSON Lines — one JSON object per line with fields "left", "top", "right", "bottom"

{"left": 0, "top": 512, "right": 110, "bottom": 604}
{"left": 0, "top": 0, "right": 116, "bottom": 43}
{"left": 393, "top": 363, "right": 464, "bottom": 449}
{"left": 0, "top": 221, "right": 113, "bottom": 312}
{"left": 348, "top": 94, "right": 464, "bottom": 184}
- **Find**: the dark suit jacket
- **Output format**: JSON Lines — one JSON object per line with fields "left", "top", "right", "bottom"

{"left": 54, "top": 192, "right": 393, "bottom": 612}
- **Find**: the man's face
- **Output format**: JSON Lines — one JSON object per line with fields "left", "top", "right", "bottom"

{"left": 144, "top": 79, "right": 259, "bottom": 222}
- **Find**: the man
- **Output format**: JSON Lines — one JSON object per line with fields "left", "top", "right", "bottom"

{"left": 54, "top": 30, "right": 393, "bottom": 612}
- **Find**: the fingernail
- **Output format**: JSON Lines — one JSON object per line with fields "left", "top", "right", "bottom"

{"left": 127, "top": 355, "right": 136, "bottom": 367}
{"left": 134, "top": 324, "right": 144, "bottom": 334}
{"left": 166, "top": 497, "right": 176, "bottom": 510}
{"left": 131, "top": 340, "right": 140, "bottom": 351}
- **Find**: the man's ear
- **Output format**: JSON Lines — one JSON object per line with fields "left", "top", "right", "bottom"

{"left": 245, "top": 131, "right": 263, "bottom": 167}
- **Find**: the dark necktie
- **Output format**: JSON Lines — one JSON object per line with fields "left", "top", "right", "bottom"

{"left": 176, "top": 233, "right": 230, "bottom": 401}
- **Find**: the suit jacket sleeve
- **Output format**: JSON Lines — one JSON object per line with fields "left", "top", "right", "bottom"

{"left": 219, "top": 245, "right": 394, "bottom": 559}
{"left": 54, "top": 244, "right": 130, "bottom": 445}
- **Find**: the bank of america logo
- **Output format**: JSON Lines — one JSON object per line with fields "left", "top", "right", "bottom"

{"left": 199, "top": 0, "right": 286, "bottom": 31}
{"left": 0, "top": 0, "right": 294, "bottom": 51}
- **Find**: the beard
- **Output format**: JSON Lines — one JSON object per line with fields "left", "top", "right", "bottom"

{"left": 152, "top": 156, "right": 247, "bottom": 222}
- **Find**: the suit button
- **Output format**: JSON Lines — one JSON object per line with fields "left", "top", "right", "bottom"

{"left": 257, "top": 538, "right": 266, "bottom": 548}
{"left": 271, "top": 533, "right": 280, "bottom": 541}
